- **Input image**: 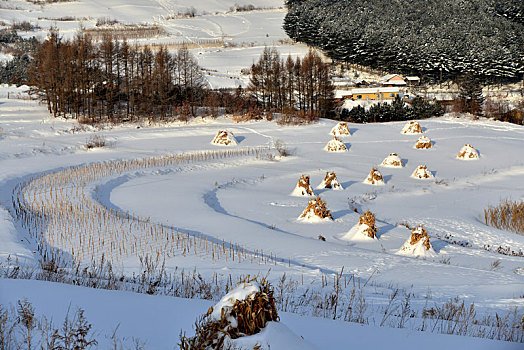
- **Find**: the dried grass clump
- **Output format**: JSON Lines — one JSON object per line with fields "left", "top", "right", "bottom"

{"left": 211, "top": 130, "right": 237, "bottom": 146}
{"left": 324, "top": 136, "right": 347, "bottom": 152}
{"left": 409, "top": 225, "right": 432, "bottom": 251}
{"left": 457, "top": 144, "right": 479, "bottom": 160}
{"left": 318, "top": 171, "right": 343, "bottom": 190}
{"left": 484, "top": 199, "right": 524, "bottom": 234}
{"left": 415, "top": 135, "right": 432, "bottom": 149}
{"left": 179, "top": 278, "right": 278, "bottom": 349}
{"left": 359, "top": 210, "right": 377, "bottom": 238}
{"left": 330, "top": 122, "right": 351, "bottom": 136}
{"left": 292, "top": 175, "right": 314, "bottom": 196}
{"left": 401, "top": 121, "right": 423, "bottom": 134}
{"left": 85, "top": 134, "right": 106, "bottom": 149}
{"left": 411, "top": 165, "right": 434, "bottom": 179}
{"left": 299, "top": 197, "right": 333, "bottom": 220}
{"left": 364, "top": 167, "right": 384, "bottom": 185}
{"left": 381, "top": 153, "right": 404, "bottom": 167}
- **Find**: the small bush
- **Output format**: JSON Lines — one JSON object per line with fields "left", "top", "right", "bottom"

{"left": 85, "top": 134, "right": 106, "bottom": 149}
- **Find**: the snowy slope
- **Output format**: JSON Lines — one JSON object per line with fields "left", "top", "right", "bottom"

{"left": 1, "top": 279, "right": 520, "bottom": 350}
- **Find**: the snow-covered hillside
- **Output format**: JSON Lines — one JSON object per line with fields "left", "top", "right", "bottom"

{"left": 0, "top": 0, "right": 310, "bottom": 89}
{"left": 0, "top": 85, "right": 523, "bottom": 347}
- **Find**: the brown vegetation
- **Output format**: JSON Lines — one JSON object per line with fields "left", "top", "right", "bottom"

{"left": 401, "top": 121, "right": 422, "bottom": 134}
{"left": 179, "top": 278, "right": 278, "bottom": 349}
{"left": 300, "top": 197, "right": 333, "bottom": 220}
{"left": 365, "top": 168, "right": 383, "bottom": 184}
{"left": 409, "top": 226, "right": 431, "bottom": 251}
{"left": 296, "top": 175, "right": 314, "bottom": 196}
{"left": 415, "top": 136, "right": 432, "bottom": 149}
{"left": 321, "top": 172, "right": 342, "bottom": 189}
{"left": 249, "top": 48, "right": 334, "bottom": 118}
{"left": 358, "top": 210, "right": 377, "bottom": 238}
{"left": 484, "top": 199, "right": 524, "bottom": 234}
{"left": 325, "top": 136, "right": 347, "bottom": 152}
{"left": 457, "top": 144, "right": 479, "bottom": 159}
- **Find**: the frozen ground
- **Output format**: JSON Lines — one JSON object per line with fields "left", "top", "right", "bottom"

{"left": 1, "top": 85, "right": 523, "bottom": 346}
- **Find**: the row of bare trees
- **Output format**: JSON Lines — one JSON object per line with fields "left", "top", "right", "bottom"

{"left": 248, "top": 47, "right": 334, "bottom": 117}
{"left": 28, "top": 30, "right": 207, "bottom": 123}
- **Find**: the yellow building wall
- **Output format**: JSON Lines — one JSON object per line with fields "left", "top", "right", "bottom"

{"left": 351, "top": 92, "right": 398, "bottom": 100}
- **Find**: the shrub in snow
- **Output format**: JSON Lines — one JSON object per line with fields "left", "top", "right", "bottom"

{"left": 401, "top": 121, "right": 423, "bottom": 134}
{"left": 397, "top": 225, "right": 436, "bottom": 258}
{"left": 316, "top": 171, "right": 343, "bottom": 190}
{"left": 341, "top": 210, "right": 378, "bottom": 241}
{"left": 380, "top": 153, "right": 404, "bottom": 168}
{"left": 291, "top": 174, "right": 314, "bottom": 196}
{"left": 411, "top": 165, "right": 434, "bottom": 179}
{"left": 211, "top": 130, "right": 238, "bottom": 146}
{"left": 457, "top": 144, "right": 479, "bottom": 160}
{"left": 330, "top": 122, "right": 351, "bottom": 136}
{"left": 85, "top": 134, "right": 106, "bottom": 149}
{"left": 415, "top": 135, "right": 432, "bottom": 149}
{"left": 179, "top": 279, "right": 279, "bottom": 349}
{"left": 363, "top": 167, "right": 384, "bottom": 185}
{"left": 324, "top": 136, "right": 347, "bottom": 152}
{"left": 298, "top": 196, "right": 333, "bottom": 222}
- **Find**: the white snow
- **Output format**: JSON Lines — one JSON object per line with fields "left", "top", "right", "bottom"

{"left": 411, "top": 165, "right": 435, "bottom": 179}
{"left": 324, "top": 136, "right": 347, "bottom": 152}
{"left": 210, "top": 282, "right": 260, "bottom": 327}
{"left": 330, "top": 122, "right": 351, "bottom": 137}
{"left": 401, "top": 121, "right": 423, "bottom": 134}
{"left": 340, "top": 223, "right": 376, "bottom": 242}
{"left": 457, "top": 143, "right": 480, "bottom": 160}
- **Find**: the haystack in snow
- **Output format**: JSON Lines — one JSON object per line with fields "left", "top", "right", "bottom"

{"left": 180, "top": 279, "right": 279, "bottom": 349}
{"left": 330, "top": 122, "right": 351, "bottom": 137}
{"left": 341, "top": 210, "right": 378, "bottom": 241}
{"left": 324, "top": 136, "right": 347, "bottom": 152}
{"left": 401, "top": 121, "right": 423, "bottom": 134}
{"left": 411, "top": 165, "right": 434, "bottom": 179}
{"left": 397, "top": 225, "right": 436, "bottom": 257}
{"left": 298, "top": 197, "right": 333, "bottom": 222}
{"left": 211, "top": 130, "right": 238, "bottom": 146}
{"left": 291, "top": 175, "right": 314, "bottom": 196}
{"left": 380, "top": 153, "right": 404, "bottom": 168}
{"left": 363, "top": 167, "right": 385, "bottom": 185}
{"left": 415, "top": 135, "right": 432, "bottom": 149}
{"left": 457, "top": 144, "right": 479, "bottom": 160}
{"left": 316, "top": 171, "right": 343, "bottom": 190}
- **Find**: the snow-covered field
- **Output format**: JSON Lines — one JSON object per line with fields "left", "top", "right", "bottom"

{"left": 0, "top": 84, "right": 523, "bottom": 347}
{"left": 0, "top": 0, "right": 523, "bottom": 347}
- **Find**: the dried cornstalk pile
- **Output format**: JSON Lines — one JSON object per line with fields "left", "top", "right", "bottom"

{"left": 359, "top": 210, "right": 377, "bottom": 238}
{"left": 381, "top": 153, "right": 404, "bottom": 167}
{"left": 484, "top": 199, "right": 524, "bottom": 234}
{"left": 179, "top": 278, "right": 279, "bottom": 349}
{"left": 457, "top": 144, "right": 479, "bottom": 160}
{"left": 325, "top": 136, "right": 347, "bottom": 152}
{"left": 295, "top": 175, "right": 314, "bottom": 195}
{"left": 212, "top": 130, "right": 237, "bottom": 146}
{"left": 409, "top": 226, "right": 432, "bottom": 251}
{"left": 364, "top": 167, "right": 384, "bottom": 185}
{"left": 13, "top": 147, "right": 286, "bottom": 267}
{"left": 401, "top": 121, "right": 423, "bottom": 134}
{"left": 320, "top": 171, "right": 342, "bottom": 189}
{"left": 330, "top": 122, "right": 351, "bottom": 136}
{"left": 300, "top": 197, "right": 333, "bottom": 220}
{"left": 415, "top": 135, "right": 432, "bottom": 149}
{"left": 411, "top": 165, "right": 433, "bottom": 179}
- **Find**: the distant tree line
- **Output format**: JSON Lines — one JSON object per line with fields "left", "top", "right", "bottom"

{"left": 284, "top": 0, "right": 523, "bottom": 83}
{"left": 248, "top": 47, "right": 334, "bottom": 118}
{"left": 340, "top": 96, "right": 443, "bottom": 123}
{"left": 28, "top": 30, "right": 217, "bottom": 123}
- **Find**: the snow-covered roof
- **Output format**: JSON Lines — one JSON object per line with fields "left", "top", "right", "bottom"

{"left": 379, "top": 74, "right": 403, "bottom": 82}
{"left": 379, "top": 80, "right": 407, "bottom": 86}
{"left": 406, "top": 76, "right": 420, "bottom": 81}
{"left": 348, "top": 87, "right": 400, "bottom": 94}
